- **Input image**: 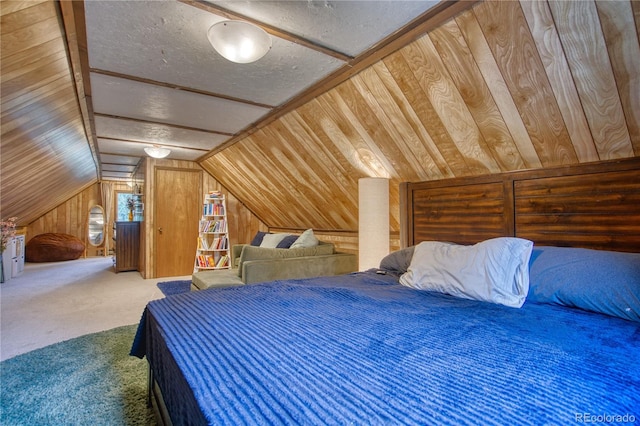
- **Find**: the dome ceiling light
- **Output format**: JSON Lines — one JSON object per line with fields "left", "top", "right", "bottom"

{"left": 144, "top": 145, "right": 171, "bottom": 159}
{"left": 207, "top": 20, "right": 272, "bottom": 64}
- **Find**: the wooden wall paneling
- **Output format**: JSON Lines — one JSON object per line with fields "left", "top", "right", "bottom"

{"left": 318, "top": 90, "right": 395, "bottom": 178}
{"left": 0, "top": 3, "right": 59, "bottom": 52}
{"left": 429, "top": 19, "right": 525, "bottom": 173}
{"left": 280, "top": 112, "right": 358, "bottom": 227}
{"left": 368, "top": 62, "right": 447, "bottom": 181}
{"left": 289, "top": 101, "right": 363, "bottom": 221}
{"left": 473, "top": 0, "right": 577, "bottom": 167}
{"left": 226, "top": 135, "right": 303, "bottom": 227}
{"left": 547, "top": 0, "right": 633, "bottom": 159}
{"left": 26, "top": 183, "right": 102, "bottom": 256}
{"left": 382, "top": 50, "right": 467, "bottom": 177}
{"left": 332, "top": 79, "right": 405, "bottom": 179}
{"left": 141, "top": 158, "right": 264, "bottom": 278}
{"left": 519, "top": 1, "right": 599, "bottom": 163}
{"left": 260, "top": 123, "right": 335, "bottom": 228}
{"left": 1, "top": 1, "right": 48, "bottom": 16}
{"left": 594, "top": 0, "right": 640, "bottom": 155}
{"left": 1, "top": 41, "right": 68, "bottom": 106}
{"left": 455, "top": 9, "right": 542, "bottom": 169}
{"left": 1, "top": 0, "right": 96, "bottom": 226}
{"left": 408, "top": 35, "right": 502, "bottom": 175}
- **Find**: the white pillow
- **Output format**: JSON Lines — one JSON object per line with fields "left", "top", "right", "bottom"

{"left": 290, "top": 228, "right": 319, "bottom": 249}
{"left": 259, "top": 233, "right": 289, "bottom": 248}
{"left": 399, "top": 237, "right": 533, "bottom": 308}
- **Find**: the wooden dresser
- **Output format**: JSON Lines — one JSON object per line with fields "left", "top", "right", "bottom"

{"left": 113, "top": 221, "right": 140, "bottom": 273}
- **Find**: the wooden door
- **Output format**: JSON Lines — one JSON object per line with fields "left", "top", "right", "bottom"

{"left": 154, "top": 168, "right": 201, "bottom": 277}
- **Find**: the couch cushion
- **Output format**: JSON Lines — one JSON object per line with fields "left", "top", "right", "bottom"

{"left": 192, "top": 269, "right": 244, "bottom": 290}
{"left": 237, "top": 242, "right": 334, "bottom": 279}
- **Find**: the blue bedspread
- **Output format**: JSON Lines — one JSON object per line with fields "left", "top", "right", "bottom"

{"left": 132, "top": 271, "right": 640, "bottom": 425}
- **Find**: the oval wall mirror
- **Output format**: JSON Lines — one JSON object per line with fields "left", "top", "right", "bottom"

{"left": 88, "top": 205, "right": 105, "bottom": 246}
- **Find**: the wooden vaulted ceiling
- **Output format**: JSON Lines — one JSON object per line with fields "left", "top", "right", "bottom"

{"left": 1, "top": 1, "right": 98, "bottom": 225}
{"left": 1, "top": 0, "right": 639, "bottom": 234}
{"left": 201, "top": 0, "right": 640, "bottom": 233}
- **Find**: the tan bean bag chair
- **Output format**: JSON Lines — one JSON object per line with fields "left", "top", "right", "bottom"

{"left": 25, "top": 233, "right": 85, "bottom": 262}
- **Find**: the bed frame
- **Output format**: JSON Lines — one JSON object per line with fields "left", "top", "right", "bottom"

{"left": 147, "top": 157, "right": 639, "bottom": 425}
{"left": 400, "top": 157, "right": 640, "bottom": 253}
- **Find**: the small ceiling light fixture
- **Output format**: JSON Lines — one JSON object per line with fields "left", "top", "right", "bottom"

{"left": 207, "top": 20, "right": 272, "bottom": 64}
{"left": 144, "top": 145, "right": 171, "bottom": 159}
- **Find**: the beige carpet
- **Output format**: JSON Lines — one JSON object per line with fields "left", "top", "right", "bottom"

{"left": 0, "top": 257, "right": 191, "bottom": 361}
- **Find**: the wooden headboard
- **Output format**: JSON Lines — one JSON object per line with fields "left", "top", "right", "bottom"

{"left": 400, "top": 157, "right": 640, "bottom": 253}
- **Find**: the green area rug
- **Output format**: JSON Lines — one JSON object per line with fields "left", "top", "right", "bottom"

{"left": 0, "top": 325, "right": 156, "bottom": 425}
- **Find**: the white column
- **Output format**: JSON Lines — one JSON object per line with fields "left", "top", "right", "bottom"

{"left": 358, "top": 177, "right": 390, "bottom": 271}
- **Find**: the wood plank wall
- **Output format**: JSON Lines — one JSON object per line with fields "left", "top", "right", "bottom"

{"left": 1, "top": 1, "right": 97, "bottom": 226}
{"left": 141, "top": 158, "right": 265, "bottom": 278}
{"left": 4, "top": 0, "right": 640, "bottom": 263}
{"left": 27, "top": 183, "right": 102, "bottom": 257}
{"left": 26, "top": 159, "right": 264, "bottom": 275}
{"left": 200, "top": 0, "right": 640, "bottom": 255}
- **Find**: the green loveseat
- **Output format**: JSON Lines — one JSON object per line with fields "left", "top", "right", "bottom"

{"left": 191, "top": 241, "right": 357, "bottom": 290}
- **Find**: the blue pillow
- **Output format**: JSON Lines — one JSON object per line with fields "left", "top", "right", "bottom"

{"left": 527, "top": 246, "right": 640, "bottom": 322}
{"left": 276, "top": 235, "right": 298, "bottom": 248}
{"left": 250, "top": 231, "right": 270, "bottom": 246}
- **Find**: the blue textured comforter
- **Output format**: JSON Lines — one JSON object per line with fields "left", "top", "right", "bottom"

{"left": 132, "top": 272, "right": 640, "bottom": 425}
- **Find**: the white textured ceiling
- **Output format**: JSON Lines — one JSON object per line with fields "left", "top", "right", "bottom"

{"left": 212, "top": 1, "right": 441, "bottom": 56}
{"left": 82, "top": 0, "right": 440, "bottom": 180}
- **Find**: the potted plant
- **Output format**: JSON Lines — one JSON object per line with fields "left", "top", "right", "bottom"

{"left": 126, "top": 197, "right": 135, "bottom": 221}
{"left": 1, "top": 216, "right": 17, "bottom": 283}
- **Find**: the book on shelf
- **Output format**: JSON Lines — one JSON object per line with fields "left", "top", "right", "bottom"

{"left": 198, "top": 219, "right": 227, "bottom": 233}
{"left": 209, "top": 236, "right": 228, "bottom": 250}
{"left": 203, "top": 203, "right": 225, "bottom": 216}
{"left": 195, "top": 192, "right": 229, "bottom": 271}
{"left": 216, "top": 255, "right": 229, "bottom": 268}
{"left": 195, "top": 254, "right": 228, "bottom": 269}
{"left": 197, "top": 237, "right": 209, "bottom": 250}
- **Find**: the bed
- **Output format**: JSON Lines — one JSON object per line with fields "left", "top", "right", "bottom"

{"left": 132, "top": 158, "right": 640, "bottom": 425}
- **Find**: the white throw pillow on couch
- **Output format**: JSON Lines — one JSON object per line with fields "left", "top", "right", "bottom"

{"left": 290, "top": 228, "right": 319, "bottom": 249}
{"left": 399, "top": 237, "right": 533, "bottom": 308}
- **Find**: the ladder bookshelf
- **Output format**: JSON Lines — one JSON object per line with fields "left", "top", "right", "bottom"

{"left": 194, "top": 191, "right": 230, "bottom": 272}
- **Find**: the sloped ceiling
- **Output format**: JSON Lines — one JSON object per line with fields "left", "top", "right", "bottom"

{"left": 2, "top": 0, "right": 639, "bottom": 233}
{"left": 77, "top": 0, "right": 446, "bottom": 176}
{"left": 1, "top": 1, "right": 98, "bottom": 226}
{"left": 201, "top": 0, "right": 640, "bottom": 232}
